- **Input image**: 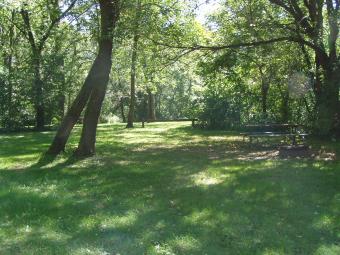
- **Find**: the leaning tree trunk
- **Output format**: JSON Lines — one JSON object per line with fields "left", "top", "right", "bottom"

{"left": 47, "top": 0, "right": 119, "bottom": 155}
{"left": 75, "top": 0, "right": 117, "bottom": 156}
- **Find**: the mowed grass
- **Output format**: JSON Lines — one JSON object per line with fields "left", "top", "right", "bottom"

{"left": 0, "top": 122, "right": 339, "bottom": 255}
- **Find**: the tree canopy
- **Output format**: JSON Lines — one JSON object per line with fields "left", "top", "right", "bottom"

{"left": 0, "top": 0, "right": 339, "bottom": 154}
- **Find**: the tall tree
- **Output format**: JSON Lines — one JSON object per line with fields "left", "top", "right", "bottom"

{"left": 126, "top": 0, "right": 142, "bottom": 128}
{"left": 268, "top": 0, "right": 339, "bottom": 135}
{"left": 47, "top": 0, "right": 120, "bottom": 155}
{"left": 20, "top": 0, "right": 77, "bottom": 129}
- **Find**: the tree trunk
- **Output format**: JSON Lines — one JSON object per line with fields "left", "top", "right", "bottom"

{"left": 47, "top": 0, "right": 119, "bottom": 155}
{"left": 267, "top": 0, "right": 339, "bottom": 135}
{"left": 315, "top": 67, "right": 340, "bottom": 135}
{"left": 56, "top": 57, "right": 66, "bottom": 119}
{"left": 147, "top": 90, "right": 156, "bottom": 121}
{"left": 126, "top": 0, "right": 141, "bottom": 128}
{"left": 120, "top": 98, "right": 126, "bottom": 122}
{"left": 126, "top": 33, "right": 138, "bottom": 128}
{"left": 32, "top": 51, "right": 45, "bottom": 130}
{"left": 261, "top": 84, "right": 269, "bottom": 117}
{"left": 75, "top": 77, "right": 110, "bottom": 156}
{"left": 47, "top": 56, "right": 106, "bottom": 154}
{"left": 75, "top": 0, "right": 117, "bottom": 156}
{"left": 50, "top": 0, "right": 66, "bottom": 120}
{"left": 5, "top": 10, "right": 15, "bottom": 128}
{"left": 259, "top": 66, "right": 269, "bottom": 119}
{"left": 280, "top": 90, "right": 289, "bottom": 123}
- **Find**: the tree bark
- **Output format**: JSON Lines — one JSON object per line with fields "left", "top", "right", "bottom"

{"left": 47, "top": 0, "right": 119, "bottom": 155}
{"left": 315, "top": 67, "right": 340, "bottom": 135}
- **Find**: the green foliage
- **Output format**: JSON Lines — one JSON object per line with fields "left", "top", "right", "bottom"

{"left": 193, "top": 0, "right": 317, "bottom": 129}
{"left": 0, "top": 0, "right": 338, "bottom": 134}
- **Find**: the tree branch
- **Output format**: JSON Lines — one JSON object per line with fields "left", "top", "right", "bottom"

{"left": 20, "top": 9, "right": 37, "bottom": 51}
{"left": 38, "top": 0, "right": 78, "bottom": 51}
{"left": 154, "top": 37, "right": 297, "bottom": 51}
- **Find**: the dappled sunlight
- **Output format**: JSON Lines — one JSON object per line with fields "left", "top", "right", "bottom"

{"left": 0, "top": 122, "right": 339, "bottom": 254}
{"left": 191, "top": 171, "right": 228, "bottom": 186}
{"left": 314, "top": 245, "right": 340, "bottom": 255}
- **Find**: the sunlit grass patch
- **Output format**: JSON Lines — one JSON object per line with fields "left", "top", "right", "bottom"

{"left": 0, "top": 122, "right": 339, "bottom": 254}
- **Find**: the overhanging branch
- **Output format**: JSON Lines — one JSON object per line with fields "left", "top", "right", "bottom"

{"left": 154, "top": 36, "right": 296, "bottom": 51}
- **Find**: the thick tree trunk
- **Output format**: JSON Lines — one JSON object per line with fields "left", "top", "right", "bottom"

{"left": 75, "top": 0, "right": 116, "bottom": 156}
{"left": 47, "top": 56, "right": 106, "bottom": 154}
{"left": 268, "top": 0, "right": 339, "bottom": 136}
{"left": 75, "top": 80, "right": 110, "bottom": 156}
{"left": 47, "top": 0, "right": 118, "bottom": 155}
{"left": 315, "top": 67, "right": 340, "bottom": 135}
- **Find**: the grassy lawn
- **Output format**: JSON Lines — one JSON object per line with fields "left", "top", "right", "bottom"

{"left": 0, "top": 122, "right": 339, "bottom": 255}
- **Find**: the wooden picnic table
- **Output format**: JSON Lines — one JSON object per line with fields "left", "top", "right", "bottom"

{"left": 245, "top": 123, "right": 300, "bottom": 132}
{"left": 241, "top": 123, "right": 308, "bottom": 145}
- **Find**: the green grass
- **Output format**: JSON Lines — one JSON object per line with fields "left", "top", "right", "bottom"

{"left": 0, "top": 122, "right": 339, "bottom": 255}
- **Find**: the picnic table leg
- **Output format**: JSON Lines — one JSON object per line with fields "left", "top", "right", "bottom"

{"left": 292, "top": 135, "right": 296, "bottom": 145}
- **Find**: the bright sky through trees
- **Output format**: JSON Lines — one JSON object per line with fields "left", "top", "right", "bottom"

{"left": 195, "top": 0, "right": 220, "bottom": 24}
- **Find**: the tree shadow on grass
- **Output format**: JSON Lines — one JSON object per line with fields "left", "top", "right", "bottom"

{"left": 0, "top": 124, "right": 339, "bottom": 254}
{"left": 1, "top": 150, "right": 339, "bottom": 254}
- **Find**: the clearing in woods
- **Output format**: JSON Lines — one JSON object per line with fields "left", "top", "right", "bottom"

{"left": 0, "top": 122, "right": 339, "bottom": 254}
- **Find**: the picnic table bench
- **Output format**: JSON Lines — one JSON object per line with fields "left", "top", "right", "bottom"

{"left": 241, "top": 124, "right": 309, "bottom": 145}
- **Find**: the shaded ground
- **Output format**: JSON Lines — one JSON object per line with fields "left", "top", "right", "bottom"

{"left": 0, "top": 122, "right": 339, "bottom": 255}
